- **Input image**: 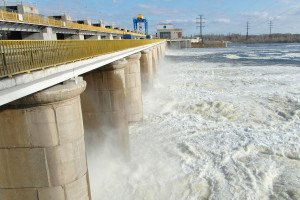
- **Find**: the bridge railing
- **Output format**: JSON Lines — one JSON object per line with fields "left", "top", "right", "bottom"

{"left": 0, "top": 40, "right": 163, "bottom": 78}
{"left": 0, "top": 10, "right": 145, "bottom": 36}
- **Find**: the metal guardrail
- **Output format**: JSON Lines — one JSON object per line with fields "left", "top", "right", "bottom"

{"left": 0, "top": 40, "right": 163, "bottom": 78}
{"left": 0, "top": 10, "right": 145, "bottom": 36}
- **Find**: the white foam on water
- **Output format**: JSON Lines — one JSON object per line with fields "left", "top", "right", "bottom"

{"left": 283, "top": 53, "right": 300, "bottom": 58}
{"left": 87, "top": 47, "right": 300, "bottom": 200}
{"left": 225, "top": 54, "right": 241, "bottom": 59}
{"left": 225, "top": 52, "right": 300, "bottom": 61}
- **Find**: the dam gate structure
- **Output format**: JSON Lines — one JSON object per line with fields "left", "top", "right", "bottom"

{"left": 0, "top": 39, "right": 166, "bottom": 200}
{"left": 0, "top": 4, "right": 167, "bottom": 199}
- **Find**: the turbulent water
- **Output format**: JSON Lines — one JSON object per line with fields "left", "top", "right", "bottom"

{"left": 87, "top": 43, "right": 300, "bottom": 200}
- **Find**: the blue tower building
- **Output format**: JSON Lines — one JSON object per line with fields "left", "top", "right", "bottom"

{"left": 133, "top": 14, "right": 148, "bottom": 35}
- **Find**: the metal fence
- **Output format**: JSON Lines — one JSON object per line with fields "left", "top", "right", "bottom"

{"left": 0, "top": 40, "right": 163, "bottom": 78}
{"left": 0, "top": 10, "right": 145, "bottom": 36}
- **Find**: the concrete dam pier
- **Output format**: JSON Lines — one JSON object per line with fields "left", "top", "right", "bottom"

{"left": 0, "top": 78, "right": 91, "bottom": 199}
{"left": 0, "top": 42, "right": 166, "bottom": 200}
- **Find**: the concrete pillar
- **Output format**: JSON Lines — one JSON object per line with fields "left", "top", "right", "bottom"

{"left": 71, "top": 34, "right": 84, "bottom": 40}
{"left": 0, "top": 77, "right": 91, "bottom": 200}
{"left": 151, "top": 47, "right": 158, "bottom": 74}
{"left": 159, "top": 44, "right": 164, "bottom": 57}
{"left": 169, "top": 41, "right": 181, "bottom": 49}
{"left": 21, "top": 27, "right": 57, "bottom": 40}
{"left": 187, "top": 40, "right": 192, "bottom": 48}
{"left": 180, "top": 40, "right": 186, "bottom": 48}
{"left": 163, "top": 42, "right": 166, "bottom": 55}
{"left": 81, "top": 59, "right": 129, "bottom": 156}
{"left": 43, "top": 27, "right": 57, "bottom": 40}
{"left": 85, "top": 35, "right": 101, "bottom": 40}
{"left": 156, "top": 45, "right": 161, "bottom": 60}
{"left": 125, "top": 52, "right": 143, "bottom": 122}
{"left": 140, "top": 49, "right": 153, "bottom": 90}
{"left": 107, "top": 33, "right": 113, "bottom": 40}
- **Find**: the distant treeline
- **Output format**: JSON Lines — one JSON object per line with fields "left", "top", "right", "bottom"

{"left": 192, "top": 34, "right": 300, "bottom": 44}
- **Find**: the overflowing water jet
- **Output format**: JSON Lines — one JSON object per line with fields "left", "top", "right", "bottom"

{"left": 81, "top": 59, "right": 130, "bottom": 158}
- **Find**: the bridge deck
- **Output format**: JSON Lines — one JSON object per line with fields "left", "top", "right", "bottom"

{"left": 0, "top": 40, "right": 163, "bottom": 78}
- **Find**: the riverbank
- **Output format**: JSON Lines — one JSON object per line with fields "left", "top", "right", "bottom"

{"left": 199, "top": 33, "right": 300, "bottom": 44}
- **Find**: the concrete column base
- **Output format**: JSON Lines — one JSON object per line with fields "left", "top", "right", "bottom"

{"left": 161, "top": 42, "right": 166, "bottom": 56}
{"left": 0, "top": 77, "right": 91, "bottom": 200}
{"left": 151, "top": 47, "right": 158, "bottom": 75}
{"left": 71, "top": 34, "right": 85, "bottom": 40}
{"left": 21, "top": 27, "right": 57, "bottom": 40}
{"left": 156, "top": 46, "right": 161, "bottom": 61}
{"left": 125, "top": 52, "right": 143, "bottom": 122}
{"left": 85, "top": 35, "right": 101, "bottom": 40}
{"left": 81, "top": 59, "right": 129, "bottom": 157}
{"left": 107, "top": 34, "right": 113, "bottom": 40}
{"left": 140, "top": 49, "right": 153, "bottom": 90}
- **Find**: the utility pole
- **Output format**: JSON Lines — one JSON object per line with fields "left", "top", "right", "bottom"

{"left": 2, "top": 0, "right": 7, "bottom": 6}
{"left": 196, "top": 15, "right": 205, "bottom": 43}
{"left": 269, "top": 20, "right": 273, "bottom": 36}
{"left": 246, "top": 21, "right": 250, "bottom": 40}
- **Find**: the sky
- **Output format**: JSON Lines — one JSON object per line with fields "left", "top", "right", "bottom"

{"left": 6, "top": 0, "right": 300, "bottom": 36}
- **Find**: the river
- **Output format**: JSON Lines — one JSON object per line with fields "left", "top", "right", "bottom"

{"left": 87, "top": 43, "right": 300, "bottom": 200}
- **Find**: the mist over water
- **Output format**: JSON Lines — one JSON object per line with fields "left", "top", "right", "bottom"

{"left": 86, "top": 43, "right": 300, "bottom": 200}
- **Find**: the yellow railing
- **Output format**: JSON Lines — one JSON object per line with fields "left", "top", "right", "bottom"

{"left": 0, "top": 10, "right": 145, "bottom": 37}
{"left": 0, "top": 40, "right": 164, "bottom": 78}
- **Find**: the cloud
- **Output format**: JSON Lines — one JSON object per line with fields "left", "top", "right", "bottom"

{"left": 214, "top": 18, "right": 231, "bottom": 24}
{"left": 291, "top": 6, "right": 300, "bottom": 15}
{"left": 163, "top": 19, "right": 192, "bottom": 23}
{"left": 135, "top": 4, "right": 179, "bottom": 17}
{"left": 240, "top": 11, "right": 269, "bottom": 19}
{"left": 272, "top": 6, "right": 300, "bottom": 20}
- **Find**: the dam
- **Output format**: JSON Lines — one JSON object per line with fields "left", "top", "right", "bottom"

{"left": 0, "top": 3, "right": 166, "bottom": 200}
{"left": 0, "top": 41, "right": 166, "bottom": 199}
{"left": 2, "top": 2, "right": 299, "bottom": 200}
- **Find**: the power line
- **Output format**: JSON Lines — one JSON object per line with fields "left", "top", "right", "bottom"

{"left": 249, "top": 6, "right": 295, "bottom": 33}
{"left": 247, "top": 0, "right": 281, "bottom": 22}
{"left": 246, "top": 21, "right": 250, "bottom": 39}
{"left": 196, "top": 14, "right": 205, "bottom": 42}
{"left": 269, "top": 20, "right": 273, "bottom": 35}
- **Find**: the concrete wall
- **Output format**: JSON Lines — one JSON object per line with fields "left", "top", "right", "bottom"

{"left": 157, "top": 29, "right": 182, "bottom": 39}
{"left": 167, "top": 40, "right": 192, "bottom": 49}
{"left": 76, "top": 20, "right": 92, "bottom": 26}
{"left": 49, "top": 15, "right": 72, "bottom": 22}
{"left": 17, "top": 5, "right": 39, "bottom": 15}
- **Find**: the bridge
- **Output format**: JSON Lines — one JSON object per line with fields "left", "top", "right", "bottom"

{"left": 0, "top": 38, "right": 166, "bottom": 199}
{"left": 0, "top": 7, "right": 147, "bottom": 40}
